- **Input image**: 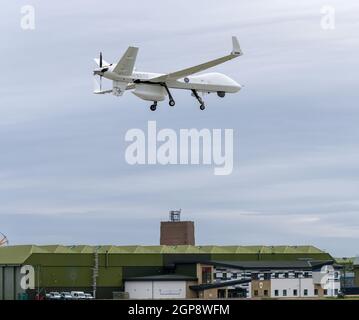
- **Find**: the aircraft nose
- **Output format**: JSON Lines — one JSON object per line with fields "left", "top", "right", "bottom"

{"left": 229, "top": 77, "right": 242, "bottom": 92}
{"left": 234, "top": 82, "right": 242, "bottom": 92}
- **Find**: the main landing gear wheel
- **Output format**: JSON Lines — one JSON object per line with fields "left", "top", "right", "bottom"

{"left": 162, "top": 83, "right": 176, "bottom": 108}
{"left": 150, "top": 101, "right": 157, "bottom": 111}
{"left": 200, "top": 104, "right": 205, "bottom": 110}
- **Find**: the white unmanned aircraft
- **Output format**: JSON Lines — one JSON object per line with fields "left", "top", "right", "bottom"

{"left": 93, "top": 36, "right": 243, "bottom": 111}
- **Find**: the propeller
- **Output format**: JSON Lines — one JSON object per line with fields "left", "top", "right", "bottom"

{"left": 94, "top": 52, "right": 110, "bottom": 92}
{"left": 99, "top": 52, "right": 103, "bottom": 90}
{"left": 93, "top": 52, "right": 104, "bottom": 91}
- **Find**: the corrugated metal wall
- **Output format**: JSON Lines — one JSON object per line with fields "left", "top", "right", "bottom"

{"left": 0, "top": 266, "right": 25, "bottom": 300}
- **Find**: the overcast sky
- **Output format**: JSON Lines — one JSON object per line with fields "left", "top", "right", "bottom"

{"left": 1, "top": 0, "right": 358, "bottom": 256}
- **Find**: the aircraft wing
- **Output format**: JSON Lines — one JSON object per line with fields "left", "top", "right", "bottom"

{"left": 113, "top": 46, "right": 139, "bottom": 76}
{"left": 148, "top": 36, "right": 243, "bottom": 83}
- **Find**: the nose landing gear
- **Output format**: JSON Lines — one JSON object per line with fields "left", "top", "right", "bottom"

{"left": 191, "top": 89, "right": 206, "bottom": 110}
{"left": 150, "top": 101, "right": 157, "bottom": 111}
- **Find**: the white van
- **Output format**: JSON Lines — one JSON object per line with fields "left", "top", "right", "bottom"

{"left": 71, "top": 291, "right": 86, "bottom": 300}
{"left": 48, "top": 292, "right": 61, "bottom": 300}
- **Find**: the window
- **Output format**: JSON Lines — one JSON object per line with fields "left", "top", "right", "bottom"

{"left": 264, "top": 290, "right": 268, "bottom": 296}
{"left": 335, "top": 289, "right": 339, "bottom": 295}
{"left": 284, "top": 273, "right": 289, "bottom": 278}
{"left": 283, "top": 290, "right": 287, "bottom": 297}
{"left": 232, "top": 273, "right": 237, "bottom": 279}
{"left": 324, "top": 289, "right": 328, "bottom": 295}
{"left": 314, "top": 289, "right": 318, "bottom": 295}
{"left": 222, "top": 272, "right": 227, "bottom": 280}
{"left": 274, "top": 273, "right": 279, "bottom": 279}
{"left": 201, "top": 267, "right": 212, "bottom": 284}
{"left": 254, "top": 290, "right": 258, "bottom": 296}
{"left": 217, "top": 289, "right": 226, "bottom": 299}
{"left": 293, "top": 289, "right": 298, "bottom": 296}
{"left": 304, "top": 289, "right": 308, "bottom": 296}
{"left": 274, "top": 290, "right": 279, "bottom": 297}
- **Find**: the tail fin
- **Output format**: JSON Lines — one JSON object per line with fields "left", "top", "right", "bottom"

{"left": 113, "top": 46, "right": 139, "bottom": 76}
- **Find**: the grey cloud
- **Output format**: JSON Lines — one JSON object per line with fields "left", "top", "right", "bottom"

{"left": 0, "top": 0, "right": 358, "bottom": 256}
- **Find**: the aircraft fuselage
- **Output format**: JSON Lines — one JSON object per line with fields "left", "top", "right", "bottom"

{"left": 97, "top": 68, "right": 242, "bottom": 94}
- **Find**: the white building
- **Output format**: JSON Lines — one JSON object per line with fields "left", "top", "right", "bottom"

{"left": 212, "top": 260, "right": 341, "bottom": 298}
{"left": 124, "top": 274, "right": 197, "bottom": 299}
{"left": 123, "top": 260, "right": 341, "bottom": 299}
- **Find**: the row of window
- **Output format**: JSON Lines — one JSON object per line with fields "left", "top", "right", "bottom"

{"left": 253, "top": 288, "right": 339, "bottom": 297}
{"left": 252, "top": 272, "right": 312, "bottom": 280}
{"left": 274, "top": 289, "right": 309, "bottom": 297}
{"left": 215, "top": 271, "right": 312, "bottom": 280}
{"left": 253, "top": 289, "right": 308, "bottom": 297}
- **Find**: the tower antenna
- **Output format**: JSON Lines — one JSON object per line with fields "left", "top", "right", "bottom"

{"left": 0, "top": 232, "right": 9, "bottom": 246}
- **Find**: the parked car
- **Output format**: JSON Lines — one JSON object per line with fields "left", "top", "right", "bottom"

{"left": 84, "top": 293, "right": 94, "bottom": 300}
{"left": 71, "top": 291, "right": 86, "bottom": 300}
{"left": 60, "top": 292, "right": 73, "bottom": 300}
{"left": 48, "top": 292, "right": 61, "bottom": 300}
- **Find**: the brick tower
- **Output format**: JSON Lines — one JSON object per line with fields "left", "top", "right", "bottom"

{"left": 160, "top": 210, "right": 195, "bottom": 246}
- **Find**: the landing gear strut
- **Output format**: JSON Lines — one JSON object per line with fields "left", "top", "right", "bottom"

{"left": 162, "top": 83, "right": 175, "bottom": 107}
{"left": 150, "top": 101, "right": 157, "bottom": 111}
{"left": 191, "top": 89, "right": 205, "bottom": 110}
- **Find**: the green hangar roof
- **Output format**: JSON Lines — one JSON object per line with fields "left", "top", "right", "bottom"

{"left": 0, "top": 245, "right": 49, "bottom": 265}
{"left": 0, "top": 245, "right": 331, "bottom": 265}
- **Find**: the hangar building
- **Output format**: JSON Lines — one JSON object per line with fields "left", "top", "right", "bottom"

{"left": 0, "top": 244, "right": 336, "bottom": 299}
